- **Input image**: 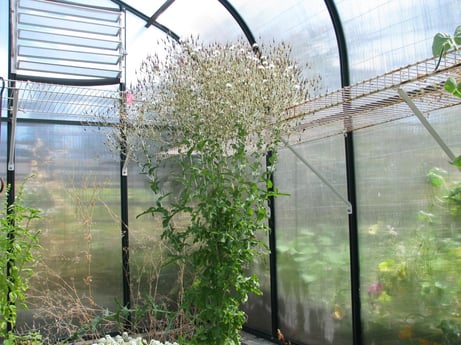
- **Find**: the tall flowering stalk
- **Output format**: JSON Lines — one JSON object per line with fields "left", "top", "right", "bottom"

{"left": 122, "top": 37, "right": 319, "bottom": 344}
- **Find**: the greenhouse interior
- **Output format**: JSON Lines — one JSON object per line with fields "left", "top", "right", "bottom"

{"left": 1, "top": 1, "right": 461, "bottom": 345}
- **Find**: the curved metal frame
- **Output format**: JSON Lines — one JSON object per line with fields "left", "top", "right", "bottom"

{"left": 323, "top": 2, "right": 362, "bottom": 345}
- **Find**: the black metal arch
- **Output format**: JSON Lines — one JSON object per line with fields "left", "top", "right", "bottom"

{"left": 323, "top": 3, "right": 362, "bottom": 345}
{"left": 216, "top": 0, "right": 257, "bottom": 46}
{"left": 111, "top": 0, "right": 257, "bottom": 48}
{"left": 110, "top": 0, "right": 180, "bottom": 41}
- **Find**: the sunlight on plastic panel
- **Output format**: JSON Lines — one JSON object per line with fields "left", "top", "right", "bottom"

{"left": 354, "top": 105, "right": 461, "bottom": 345}
{"left": 124, "top": 15, "right": 167, "bottom": 86}
{"left": 273, "top": 136, "right": 351, "bottom": 345}
{"left": 156, "top": 0, "right": 244, "bottom": 43}
{"left": 15, "top": 123, "right": 122, "bottom": 334}
{"left": 18, "top": 29, "right": 121, "bottom": 51}
{"left": 20, "top": 0, "right": 120, "bottom": 22}
{"left": 335, "top": 0, "right": 461, "bottom": 83}
{"left": 231, "top": 0, "right": 341, "bottom": 93}
{"left": 124, "top": 0, "right": 172, "bottom": 16}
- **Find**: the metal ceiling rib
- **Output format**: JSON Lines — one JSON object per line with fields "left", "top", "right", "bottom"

{"left": 110, "top": 0, "right": 180, "bottom": 41}
{"left": 144, "top": 0, "right": 175, "bottom": 28}
{"left": 111, "top": 0, "right": 256, "bottom": 46}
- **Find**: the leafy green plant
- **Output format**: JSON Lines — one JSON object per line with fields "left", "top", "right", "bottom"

{"left": 433, "top": 25, "right": 461, "bottom": 97}
{"left": 361, "top": 162, "right": 461, "bottom": 344}
{"left": 122, "top": 37, "right": 319, "bottom": 344}
{"left": 0, "top": 180, "right": 41, "bottom": 344}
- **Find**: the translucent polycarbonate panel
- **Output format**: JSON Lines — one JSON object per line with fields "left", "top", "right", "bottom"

{"left": 336, "top": 0, "right": 461, "bottom": 83}
{"left": 156, "top": 0, "right": 244, "bottom": 43}
{"left": 19, "top": 0, "right": 121, "bottom": 23}
{"left": 0, "top": 0, "right": 7, "bottom": 78}
{"left": 127, "top": 157, "right": 188, "bottom": 319}
{"left": 274, "top": 136, "right": 351, "bottom": 345}
{"left": 18, "top": 29, "right": 121, "bottom": 51}
{"left": 355, "top": 105, "right": 461, "bottom": 345}
{"left": 242, "top": 222, "right": 272, "bottom": 334}
{"left": 230, "top": 0, "right": 341, "bottom": 93}
{"left": 18, "top": 46, "right": 120, "bottom": 65}
{"left": 124, "top": 0, "right": 172, "bottom": 17}
{"left": 124, "top": 15, "right": 168, "bottom": 85}
{"left": 14, "top": 123, "right": 122, "bottom": 335}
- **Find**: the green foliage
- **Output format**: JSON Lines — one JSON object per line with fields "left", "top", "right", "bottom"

{"left": 127, "top": 37, "right": 318, "bottom": 344}
{"left": 363, "top": 164, "right": 461, "bottom": 344}
{"left": 433, "top": 25, "right": 461, "bottom": 98}
{"left": 3, "top": 331, "right": 42, "bottom": 345}
{"left": 0, "top": 180, "right": 41, "bottom": 342}
{"left": 432, "top": 25, "right": 461, "bottom": 57}
{"left": 444, "top": 77, "right": 461, "bottom": 98}
{"left": 451, "top": 155, "right": 461, "bottom": 169}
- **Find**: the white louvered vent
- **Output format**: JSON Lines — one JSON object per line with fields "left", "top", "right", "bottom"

{"left": 11, "top": 0, "right": 124, "bottom": 85}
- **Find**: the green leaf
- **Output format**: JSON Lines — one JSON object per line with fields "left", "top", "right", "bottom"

{"left": 444, "top": 77, "right": 458, "bottom": 93}
{"left": 301, "top": 273, "right": 317, "bottom": 283}
{"left": 432, "top": 32, "right": 453, "bottom": 57}
{"left": 454, "top": 25, "right": 461, "bottom": 45}
{"left": 451, "top": 155, "right": 461, "bottom": 168}
{"left": 378, "top": 259, "right": 395, "bottom": 272}
{"left": 456, "top": 84, "right": 461, "bottom": 98}
{"left": 427, "top": 168, "right": 446, "bottom": 186}
{"left": 418, "top": 210, "right": 435, "bottom": 223}
{"left": 444, "top": 77, "right": 461, "bottom": 98}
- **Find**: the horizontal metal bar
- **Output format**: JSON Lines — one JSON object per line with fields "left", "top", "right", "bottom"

{"left": 16, "top": 61, "right": 121, "bottom": 79}
{"left": 19, "top": 0, "right": 121, "bottom": 23}
{"left": 19, "top": 13, "right": 121, "bottom": 36}
{"left": 19, "top": 29, "right": 121, "bottom": 51}
{"left": 18, "top": 45, "right": 121, "bottom": 65}
{"left": 1, "top": 114, "right": 117, "bottom": 127}
{"left": 14, "top": 74, "right": 121, "bottom": 87}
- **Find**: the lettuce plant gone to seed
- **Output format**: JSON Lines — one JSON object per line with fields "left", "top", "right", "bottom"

{"left": 122, "top": 37, "right": 320, "bottom": 345}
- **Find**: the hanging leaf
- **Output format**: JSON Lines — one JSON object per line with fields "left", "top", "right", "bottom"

{"left": 444, "top": 77, "right": 461, "bottom": 98}
{"left": 432, "top": 32, "right": 453, "bottom": 57}
{"left": 444, "top": 77, "right": 457, "bottom": 93}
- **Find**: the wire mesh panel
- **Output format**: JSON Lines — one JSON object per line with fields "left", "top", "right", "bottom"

{"left": 2, "top": 79, "right": 121, "bottom": 122}
{"left": 11, "top": 0, "right": 124, "bottom": 85}
{"left": 285, "top": 50, "right": 461, "bottom": 145}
